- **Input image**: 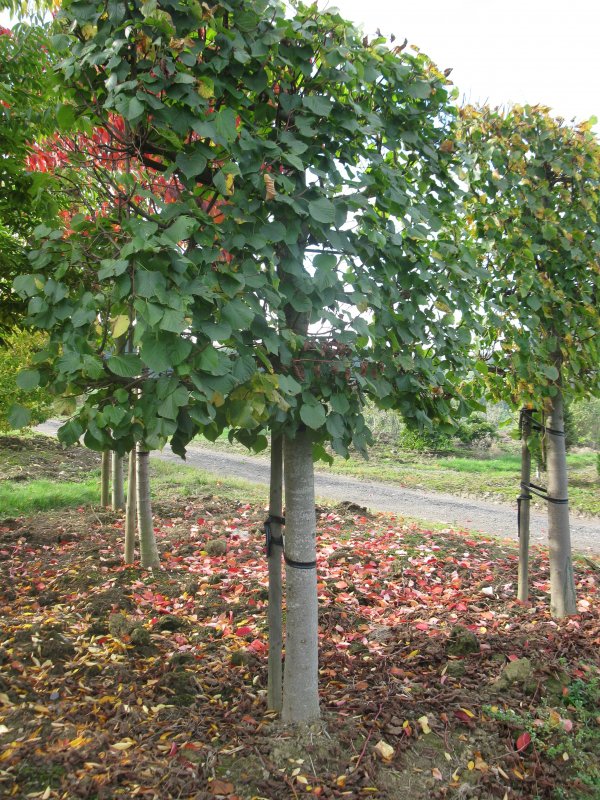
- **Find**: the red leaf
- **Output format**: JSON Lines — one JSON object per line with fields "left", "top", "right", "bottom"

{"left": 516, "top": 732, "right": 531, "bottom": 751}
{"left": 235, "top": 626, "right": 253, "bottom": 636}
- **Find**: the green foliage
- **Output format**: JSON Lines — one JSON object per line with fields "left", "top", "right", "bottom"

{"left": 0, "top": 328, "right": 53, "bottom": 432}
{"left": 16, "top": 0, "right": 481, "bottom": 461}
{"left": 397, "top": 426, "right": 453, "bottom": 454}
{"left": 460, "top": 105, "right": 600, "bottom": 411}
{"left": 454, "top": 413, "right": 498, "bottom": 447}
{"left": 570, "top": 397, "right": 600, "bottom": 449}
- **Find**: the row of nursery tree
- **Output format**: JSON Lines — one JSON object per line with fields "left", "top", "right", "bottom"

{"left": 1, "top": 0, "right": 599, "bottom": 725}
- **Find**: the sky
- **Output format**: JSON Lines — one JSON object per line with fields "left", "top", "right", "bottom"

{"left": 2, "top": 1, "right": 599, "bottom": 124}
{"left": 321, "top": 0, "right": 600, "bottom": 124}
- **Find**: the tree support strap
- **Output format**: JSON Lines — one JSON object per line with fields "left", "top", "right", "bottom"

{"left": 519, "top": 408, "right": 565, "bottom": 438}
{"left": 517, "top": 481, "right": 568, "bottom": 535}
{"left": 264, "top": 514, "right": 285, "bottom": 557}
{"left": 263, "top": 514, "right": 317, "bottom": 569}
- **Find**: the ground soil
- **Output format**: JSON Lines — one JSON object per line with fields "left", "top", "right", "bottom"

{"left": 1, "top": 434, "right": 599, "bottom": 799}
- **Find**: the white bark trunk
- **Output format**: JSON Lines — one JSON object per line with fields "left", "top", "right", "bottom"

{"left": 100, "top": 450, "right": 110, "bottom": 507}
{"left": 136, "top": 446, "right": 159, "bottom": 568}
{"left": 282, "top": 429, "right": 320, "bottom": 723}
{"left": 124, "top": 449, "right": 137, "bottom": 564}
{"left": 111, "top": 452, "right": 125, "bottom": 510}
{"left": 518, "top": 413, "right": 532, "bottom": 603}
{"left": 546, "top": 388, "right": 577, "bottom": 617}
{"left": 267, "top": 436, "right": 284, "bottom": 713}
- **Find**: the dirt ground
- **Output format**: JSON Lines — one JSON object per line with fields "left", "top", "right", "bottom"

{"left": 0, "top": 436, "right": 599, "bottom": 799}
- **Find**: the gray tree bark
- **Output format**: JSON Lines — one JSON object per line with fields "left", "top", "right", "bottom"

{"left": 124, "top": 448, "right": 137, "bottom": 564}
{"left": 546, "top": 388, "right": 577, "bottom": 617}
{"left": 136, "top": 446, "right": 160, "bottom": 568}
{"left": 518, "top": 412, "right": 532, "bottom": 603}
{"left": 267, "top": 435, "right": 284, "bottom": 713}
{"left": 282, "top": 429, "right": 320, "bottom": 723}
{"left": 100, "top": 450, "right": 110, "bottom": 507}
{"left": 111, "top": 452, "right": 125, "bottom": 510}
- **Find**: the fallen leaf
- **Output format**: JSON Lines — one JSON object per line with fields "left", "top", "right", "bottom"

{"left": 374, "top": 740, "right": 395, "bottom": 761}
{"left": 418, "top": 715, "right": 431, "bottom": 734}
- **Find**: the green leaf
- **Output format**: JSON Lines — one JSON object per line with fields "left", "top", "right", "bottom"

{"left": 16, "top": 369, "right": 40, "bottom": 390}
{"left": 162, "top": 216, "right": 197, "bottom": 244}
{"left": 308, "top": 198, "right": 335, "bottom": 224}
{"left": 141, "top": 334, "right": 192, "bottom": 372}
{"left": 106, "top": 354, "right": 142, "bottom": 378}
{"left": 302, "top": 95, "right": 332, "bottom": 116}
{"left": 541, "top": 364, "right": 560, "bottom": 381}
{"left": 176, "top": 149, "right": 208, "bottom": 179}
{"left": 299, "top": 402, "right": 326, "bottom": 430}
{"left": 313, "top": 253, "right": 337, "bottom": 270}
{"left": 123, "top": 96, "right": 145, "bottom": 120}
{"left": 215, "top": 108, "right": 239, "bottom": 144}
{"left": 8, "top": 404, "right": 31, "bottom": 429}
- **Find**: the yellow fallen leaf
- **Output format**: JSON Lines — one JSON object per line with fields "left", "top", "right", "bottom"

{"left": 562, "top": 752, "right": 569, "bottom": 761}
{"left": 374, "top": 740, "right": 395, "bottom": 761}
{"left": 0, "top": 693, "right": 13, "bottom": 706}
{"left": 111, "top": 739, "right": 135, "bottom": 750}
{"left": 468, "top": 760, "right": 475, "bottom": 770}
{"left": 460, "top": 707, "right": 476, "bottom": 718}
{"left": 418, "top": 715, "right": 431, "bottom": 734}
{"left": 474, "top": 755, "right": 488, "bottom": 772}
{"left": 451, "top": 769, "right": 460, "bottom": 782}
{"left": 69, "top": 735, "right": 91, "bottom": 748}
{"left": 406, "top": 649, "right": 419, "bottom": 659}
{"left": 41, "top": 787, "right": 51, "bottom": 800}
{"left": 444, "top": 752, "right": 452, "bottom": 761}
{"left": 335, "top": 775, "right": 346, "bottom": 788}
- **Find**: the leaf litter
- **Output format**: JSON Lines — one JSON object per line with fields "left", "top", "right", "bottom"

{"left": 0, "top": 449, "right": 599, "bottom": 798}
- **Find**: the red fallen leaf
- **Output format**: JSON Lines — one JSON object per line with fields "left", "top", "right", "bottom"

{"left": 335, "top": 581, "right": 348, "bottom": 589}
{"left": 210, "top": 779, "right": 234, "bottom": 795}
{"left": 248, "top": 639, "right": 266, "bottom": 653}
{"left": 516, "top": 732, "right": 531, "bottom": 751}
{"left": 168, "top": 742, "right": 178, "bottom": 757}
{"left": 454, "top": 710, "right": 475, "bottom": 724}
{"left": 235, "top": 626, "right": 253, "bottom": 636}
{"left": 414, "top": 623, "right": 429, "bottom": 631}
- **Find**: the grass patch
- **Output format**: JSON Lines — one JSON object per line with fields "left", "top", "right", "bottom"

{"left": 0, "top": 477, "right": 101, "bottom": 516}
{"left": 149, "top": 459, "right": 267, "bottom": 507}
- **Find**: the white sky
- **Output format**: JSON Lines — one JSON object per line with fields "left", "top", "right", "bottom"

{"left": 325, "top": 0, "right": 599, "bottom": 124}
{"left": 2, "top": 1, "right": 599, "bottom": 123}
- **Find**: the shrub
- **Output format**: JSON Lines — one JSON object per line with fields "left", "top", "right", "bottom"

{"left": 0, "top": 327, "right": 53, "bottom": 432}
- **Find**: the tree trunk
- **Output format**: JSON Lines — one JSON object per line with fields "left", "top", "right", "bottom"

{"left": 101, "top": 450, "right": 110, "bottom": 507}
{"left": 267, "top": 435, "right": 284, "bottom": 713}
{"left": 546, "top": 388, "right": 577, "bottom": 617}
{"left": 136, "top": 446, "right": 159, "bottom": 568}
{"left": 111, "top": 452, "right": 125, "bottom": 510}
{"left": 282, "top": 429, "right": 320, "bottom": 723}
{"left": 124, "top": 448, "right": 137, "bottom": 564}
{"left": 517, "top": 412, "right": 532, "bottom": 603}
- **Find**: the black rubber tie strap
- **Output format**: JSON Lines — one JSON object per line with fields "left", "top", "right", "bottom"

{"left": 284, "top": 553, "right": 317, "bottom": 570}
{"left": 530, "top": 419, "right": 565, "bottom": 437}
{"left": 264, "top": 513, "right": 286, "bottom": 557}
{"left": 520, "top": 481, "right": 568, "bottom": 505}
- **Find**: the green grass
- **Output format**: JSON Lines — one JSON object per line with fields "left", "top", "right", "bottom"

{"left": 149, "top": 460, "right": 268, "bottom": 507}
{"left": 0, "top": 478, "right": 101, "bottom": 516}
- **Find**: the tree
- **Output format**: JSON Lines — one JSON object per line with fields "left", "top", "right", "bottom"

{"left": 16, "top": 0, "right": 480, "bottom": 723}
{"left": 460, "top": 105, "right": 600, "bottom": 617}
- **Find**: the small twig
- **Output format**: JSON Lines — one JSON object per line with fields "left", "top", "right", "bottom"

{"left": 353, "top": 704, "right": 383, "bottom": 772}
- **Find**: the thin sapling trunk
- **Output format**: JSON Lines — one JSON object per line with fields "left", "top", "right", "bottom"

{"left": 124, "top": 448, "right": 137, "bottom": 563}
{"left": 136, "top": 446, "right": 159, "bottom": 568}
{"left": 518, "top": 411, "right": 532, "bottom": 603}
{"left": 267, "top": 435, "right": 284, "bottom": 713}
{"left": 101, "top": 450, "right": 110, "bottom": 507}
{"left": 282, "top": 429, "right": 320, "bottom": 723}
{"left": 111, "top": 452, "right": 125, "bottom": 510}
{"left": 546, "top": 387, "right": 577, "bottom": 617}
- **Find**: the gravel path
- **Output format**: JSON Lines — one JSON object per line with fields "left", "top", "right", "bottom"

{"left": 37, "top": 420, "right": 599, "bottom": 554}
